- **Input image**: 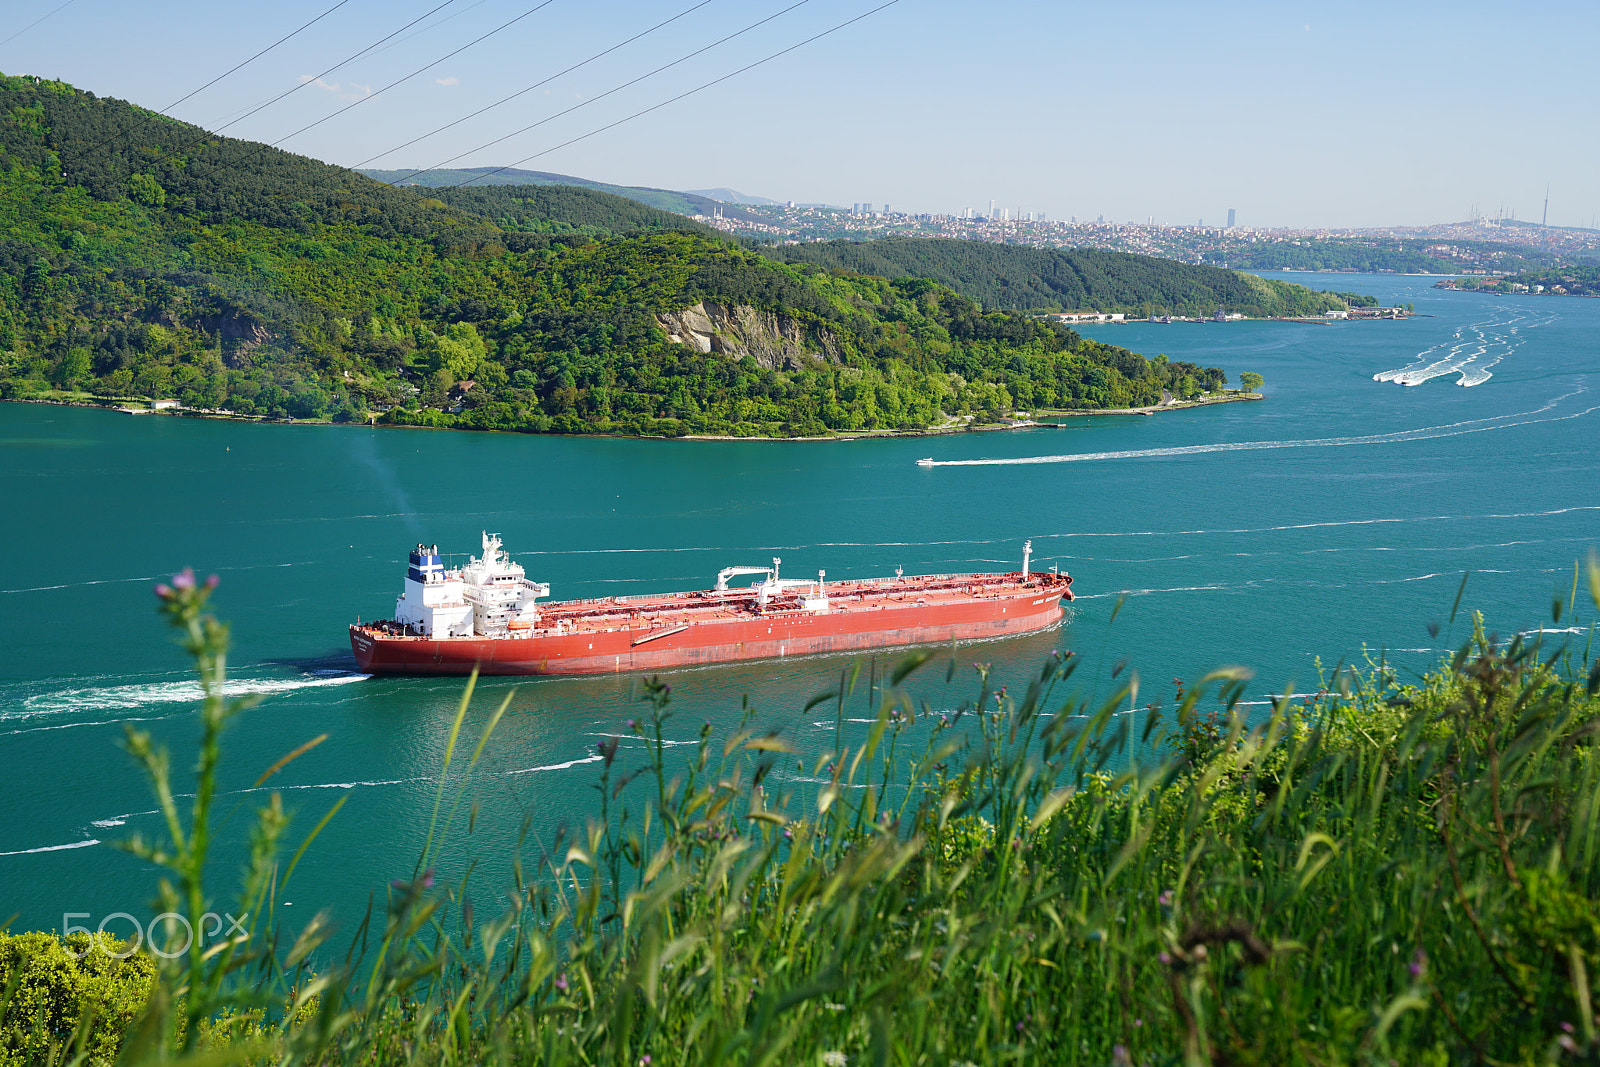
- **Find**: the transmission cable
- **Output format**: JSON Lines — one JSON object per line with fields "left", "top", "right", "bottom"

{"left": 69, "top": 0, "right": 356, "bottom": 166}
{"left": 109, "top": 0, "right": 558, "bottom": 189}
{"left": 203, "top": 0, "right": 462, "bottom": 138}
{"left": 0, "top": 0, "right": 77, "bottom": 51}
{"left": 265, "top": 0, "right": 560, "bottom": 151}
{"left": 162, "top": 0, "right": 355, "bottom": 113}
{"left": 355, "top": 0, "right": 716, "bottom": 171}
{"left": 450, "top": 0, "right": 898, "bottom": 189}
{"left": 390, "top": 0, "right": 813, "bottom": 183}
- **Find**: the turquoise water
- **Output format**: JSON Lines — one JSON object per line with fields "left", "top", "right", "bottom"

{"left": 2, "top": 271, "right": 1597, "bottom": 936}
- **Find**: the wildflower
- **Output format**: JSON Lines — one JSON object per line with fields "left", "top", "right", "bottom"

{"left": 1015, "top": 1020, "right": 1025, "bottom": 1033}
{"left": 1560, "top": 1035, "right": 1579, "bottom": 1054}
{"left": 1133, "top": 1018, "right": 1143, "bottom": 1028}
{"left": 554, "top": 974, "right": 569, "bottom": 991}
{"left": 171, "top": 568, "right": 196, "bottom": 590}
{"left": 1158, "top": 890, "right": 1173, "bottom": 908}
{"left": 821, "top": 1052, "right": 847, "bottom": 1067}
{"left": 1112, "top": 1045, "right": 1132, "bottom": 1066}
{"left": 628, "top": 719, "right": 639, "bottom": 732}
{"left": 640, "top": 1057, "right": 652, "bottom": 1066}
{"left": 1409, "top": 948, "right": 1427, "bottom": 979}
{"left": 1158, "top": 951, "right": 1172, "bottom": 965}
{"left": 1562, "top": 1022, "right": 1576, "bottom": 1034}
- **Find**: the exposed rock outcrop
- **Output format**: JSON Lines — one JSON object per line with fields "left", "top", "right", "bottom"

{"left": 657, "top": 302, "right": 841, "bottom": 370}
{"left": 190, "top": 309, "right": 275, "bottom": 367}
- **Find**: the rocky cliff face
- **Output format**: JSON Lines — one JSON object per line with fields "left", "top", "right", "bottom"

{"left": 656, "top": 302, "right": 841, "bottom": 370}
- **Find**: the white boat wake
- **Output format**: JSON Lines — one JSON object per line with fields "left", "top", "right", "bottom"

{"left": 11, "top": 672, "right": 370, "bottom": 719}
{"left": 917, "top": 390, "right": 1598, "bottom": 467}
{"left": 1373, "top": 308, "right": 1555, "bottom": 388}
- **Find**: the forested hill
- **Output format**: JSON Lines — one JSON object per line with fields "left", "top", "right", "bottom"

{"left": 427, "top": 184, "right": 721, "bottom": 241}
{"left": 767, "top": 237, "right": 1351, "bottom": 317}
{"left": 0, "top": 73, "right": 1230, "bottom": 436}
{"left": 362, "top": 166, "right": 766, "bottom": 223}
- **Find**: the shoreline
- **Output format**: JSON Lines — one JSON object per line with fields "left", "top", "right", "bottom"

{"left": 4, "top": 390, "right": 1263, "bottom": 442}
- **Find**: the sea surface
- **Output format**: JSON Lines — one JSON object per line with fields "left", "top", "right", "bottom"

{"left": 2, "top": 271, "right": 1596, "bottom": 938}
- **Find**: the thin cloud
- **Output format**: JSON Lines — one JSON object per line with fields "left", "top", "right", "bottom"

{"left": 300, "top": 76, "right": 373, "bottom": 102}
{"left": 435, "top": 76, "right": 460, "bottom": 87}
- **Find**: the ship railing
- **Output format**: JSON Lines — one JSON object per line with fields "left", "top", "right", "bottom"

{"left": 548, "top": 572, "right": 1030, "bottom": 607}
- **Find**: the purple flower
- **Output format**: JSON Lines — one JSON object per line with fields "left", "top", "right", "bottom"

{"left": 171, "top": 568, "right": 196, "bottom": 590}
{"left": 1409, "top": 948, "right": 1427, "bottom": 979}
{"left": 1015, "top": 1021, "right": 1025, "bottom": 1033}
{"left": 154, "top": 583, "right": 172, "bottom": 599}
{"left": 640, "top": 1057, "right": 651, "bottom": 1065}
{"left": 1158, "top": 951, "right": 1172, "bottom": 965}
{"left": 1158, "top": 890, "right": 1173, "bottom": 908}
{"left": 205, "top": 574, "right": 219, "bottom": 589}
{"left": 1133, "top": 1018, "right": 1143, "bottom": 1028}
{"left": 1560, "top": 1035, "right": 1579, "bottom": 1054}
{"left": 554, "top": 974, "right": 568, "bottom": 990}
{"left": 1562, "top": 1022, "right": 1576, "bottom": 1034}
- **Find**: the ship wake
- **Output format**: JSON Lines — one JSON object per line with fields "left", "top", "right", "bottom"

{"left": 1373, "top": 308, "right": 1555, "bottom": 388}
{"left": 11, "top": 672, "right": 370, "bottom": 720}
{"left": 916, "top": 390, "right": 1597, "bottom": 467}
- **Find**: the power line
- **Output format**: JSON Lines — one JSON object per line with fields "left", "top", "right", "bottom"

{"left": 69, "top": 0, "right": 358, "bottom": 167}
{"left": 265, "top": 0, "right": 560, "bottom": 151}
{"left": 203, "top": 0, "right": 462, "bottom": 138}
{"left": 392, "top": 0, "right": 815, "bottom": 182}
{"left": 105, "top": 0, "right": 558, "bottom": 192}
{"left": 356, "top": 0, "right": 716, "bottom": 170}
{"left": 0, "top": 0, "right": 78, "bottom": 51}
{"left": 162, "top": 0, "right": 356, "bottom": 113}
{"left": 451, "top": 0, "right": 899, "bottom": 189}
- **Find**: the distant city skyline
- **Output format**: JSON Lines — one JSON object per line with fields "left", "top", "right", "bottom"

{"left": 3, "top": 0, "right": 1597, "bottom": 229}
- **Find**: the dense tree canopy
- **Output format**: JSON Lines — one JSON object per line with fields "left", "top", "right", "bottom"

{"left": 768, "top": 237, "right": 1356, "bottom": 317}
{"left": 0, "top": 74, "right": 1229, "bottom": 435}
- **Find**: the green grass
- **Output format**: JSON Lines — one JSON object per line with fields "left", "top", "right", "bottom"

{"left": 5, "top": 564, "right": 1600, "bottom": 1065}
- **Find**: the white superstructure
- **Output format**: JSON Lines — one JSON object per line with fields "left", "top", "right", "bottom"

{"left": 392, "top": 533, "right": 550, "bottom": 638}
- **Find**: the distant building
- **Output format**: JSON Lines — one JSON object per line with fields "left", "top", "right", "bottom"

{"left": 151, "top": 398, "right": 181, "bottom": 410}
{"left": 1227, "top": 208, "right": 1236, "bottom": 229}
{"left": 853, "top": 203, "right": 861, "bottom": 215}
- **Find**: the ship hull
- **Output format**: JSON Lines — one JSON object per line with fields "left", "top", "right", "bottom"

{"left": 351, "top": 583, "right": 1067, "bottom": 676}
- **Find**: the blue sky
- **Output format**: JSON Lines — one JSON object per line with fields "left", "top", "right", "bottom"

{"left": 4, "top": 0, "right": 1597, "bottom": 229}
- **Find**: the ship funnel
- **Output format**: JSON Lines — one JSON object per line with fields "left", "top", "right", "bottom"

{"left": 1023, "top": 540, "right": 1032, "bottom": 577}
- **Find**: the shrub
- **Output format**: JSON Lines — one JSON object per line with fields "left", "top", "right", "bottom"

{"left": 0, "top": 931, "right": 155, "bottom": 1065}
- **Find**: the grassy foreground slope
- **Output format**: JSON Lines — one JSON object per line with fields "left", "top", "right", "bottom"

{"left": 6, "top": 571, "right": 1600, "bottom": 1066}
{"left": 769, "top": 236, "right": 1358, "bottom": 317}
{"left": 0, "top": 73, "right": 1227, "bottom": 434}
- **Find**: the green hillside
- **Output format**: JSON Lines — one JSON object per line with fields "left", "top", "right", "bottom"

{"left": 768, "top": 237, "right": 1354, "bottom": 317}
{"left": 360, "top": 166, "right": 767, "bottom": 222}
{"left": 425, "top": 183, "right": 719, "bottom": 241}
{"left": 0, "top": 74, "right": 1231, "bottom": 435}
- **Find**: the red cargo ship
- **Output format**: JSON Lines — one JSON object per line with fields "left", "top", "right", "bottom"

{"left": 349, "top": 534, "right": 1073, "bottom": 676}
